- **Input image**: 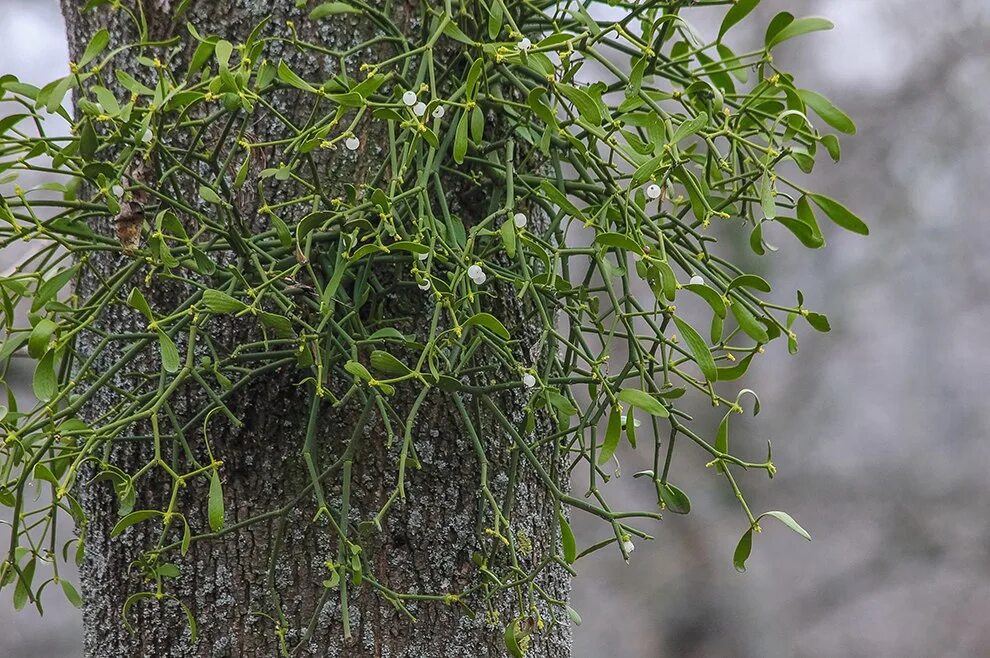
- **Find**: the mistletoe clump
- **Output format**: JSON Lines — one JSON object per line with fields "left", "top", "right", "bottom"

{"left": 0, "top": 0, "right": 866, "bottom": 650}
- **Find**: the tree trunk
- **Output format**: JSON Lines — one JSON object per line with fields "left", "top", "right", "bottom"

{"left": 60, "top": 1, "right": 571, "bottom": 656}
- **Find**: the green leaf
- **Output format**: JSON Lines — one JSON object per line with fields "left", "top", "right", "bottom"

{"left": 79, "top": 28, "right": 110, "bottom": 67}
{"left": 296, "top": 210, "right": 336, "bottom": 243}
{"left": 711, "top": 313, "right": 724, "bottom": 344}
{"left": 671, "top": 112, "right": 708, "bottom": 143}
{"left": 151, "top": 563, "right": 182, "bottom": 582}
{"left": 201, "top": 290, "right": 247, "bottom": 313}
{"left": 594, "top": 232, "right": 643, "bottom": 255}
{"left": 0, "top": 113, "right": 28, "bottom": 137}
{"left": 126, "top": 287, "right": 153, "bottom": 321}
{"left": 616, "top": 388, "right": 669, "bottom": 417}
{"left": 116, "top": 69, "right": 154, "bottom": 97}
{"left": 442, "top": 21, "right": 475, "bottom": 46}
{"left": 654, "top": 260, "right": 677, "bottom": 301}
{"left": 470, "top": 106, "right": 485, "bottom": 143}
{"left": 344, "top": 360, "right": 372, "bottom": 381}
{"left": 12, "top": 558, "right": 35, "bottom": 611}
{"left": 760, "top": 173, "right": 776, "bottom": 219}
{"left": 179, "top": 599, "right": 199, "bottom": 643}
{"left": 659, "top": 482, "right": 691, "bottom": 514}
{"left": 539, "top": 180, "right": 584, "bottom": 220}
{"left": 60, "top": 579, "right": 83, "bottom": 608}
{"left": 719, "top": 0, "right": 761, "bottom": 40}
{"left": 545, "top": 390, "right": 578, "bottom": 417}
{"left": 672, "top": 316, "right": 718, "bottom": 382}
{"left": 821, "top": 134, "right": 841, "bottom": 161}
{"left": 727, "top": 274, "right": 771, "bottom": 294}
{"left": 90, "top": 85, "right": 120, "bottom": 115}
{"left": 767, "top": 16, "right": 833, "bottom": 49}
{"left": 111, "top": 510, "right": 162, "bottom": 537}
{"left": 715, "top": 412, "right": 730, "bottom": 454}
{"left": 208, "top": 470, "right": 224, "bottom": 532}
{"left": 309, "top": 2, "right": 359, "bottom": 19}
{"left": 32, "top": 264, "right": 79, "bottom": 311}
{"left": 683, "top": 283, "right": 726, "bottom": 319}
{"left": 198, "top": 185, "right": 223, "bottom": 205}
{"left": 733, "top": 529, "right": 753, "bottom": 572}
{"left": 717, "top": 352, "right": 755, "bottom": 381}
{"left": 730, "top": 301, "right": 770, "bottom": 343}
{"left": 466, "top": 59, "right": 484, "bottom": 98}
{"left": 33, "top": 350, "right": 57, "bottom": 401}
{"left": 453, "top": 110, "right": 469, "bottom": 164}
{"left": 625, "top": 409, "right": 637, "bottom": 449}
{"left": 500, "top": 218, "right": 517, "bottom": 258}
{"left": 809, "top": 193, "right": 869, "bottom": 235}
{"left": 504, "top": 620, "right": 525, "bottom": 658}
{"left": 775, "top": 216, "right": 824, "bottom": 249}
{"left": 759, "top": 510, "right": 812, "bottom": 541}
{"left": 121, "top": 592, "right": 156, "bottom": 634}
{"left": 559, "top": 513, "right": 576, "bottom": 564}
{"left": 557, "top": 83, "right": 602, "bottom": 125}
{"left": 804, "top": 311, "right": 831, "bottom": 332}
{"left": 630, "top": 154, "right": 667, "bottom": 187}
{"left": 181, "top": 519, "right": 192, "bottom": 555}
{"left": 796, "top": 195, "right": 825, "bottom": 244}
{"left": 370, "top": 350, "right": 411, "bottom": 376}
{"left": 277, "top": 60, "right": 314, "bottom": 92}
{"left": 598, "top": 406, "right": 622, "bottom": 465}
{"left": 33, "top": 463, "right": 59, "bottom": 485}
{"left": 487, "top": 0, "right": 503, "bottom": 39}
{"left": 28, "top": 319, "right": 57, "bottom": 359}
{"left": 798, "top": 89, "right": 856, "bottom": 134}
{"left": 158, "top": 331, "right": 180, "bottom": 373}
{"left": 259, "top": 312, "right": 294, "bottom": 339}
{"left": 463, "top": 313, "right": 510, "bottom": 340}
{"left": 765, "top": 12, "right": 794, "bottom": 46}
{"left": 209, "top": 39, "right": 231, "bottom": 71}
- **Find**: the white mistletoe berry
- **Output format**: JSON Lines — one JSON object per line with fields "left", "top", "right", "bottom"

{"left": 432, "top": 105, "right": 445, "bottom": 119}
{"left": 402, "top": 90, "right": 417, "bottom": 106}
{"left": 622, "top": 539, "right": 635, "bottom": 554}
{"left": 522, "top": 373, "right": 537, "bottom": 388}
{"left": 619, "top": 415, "right": 641, "bottom": 428}
{"left": 689, "top": 275, "right": 704, "bottom": 286}
{"left": 513, "top": 212, "right": 527, "bottom": 228}
{"left": 472, "top": 271, "right": 488, "bottom": 285}
{"left": 413, "top": 101, "right": 427, "bottom": 117}
{"left": 344, "top": 136, "right": 360, "bottom": 151}
{"left": 418, "top": 279, "right": 431, "bottom": 291}
{"left": 646, "top": 183, "right": 662, "bottom": 200}
{"left": 518, "top": 37, "right": 532, "bottom": 51}
{"left": 141, "top": 128, "right": 153, "bottom": 143}
{"left": 418, "top": 250, "right": 429, "bottom": 261}
{"left": 467, "top": 264, "right": 483, "bottom": 280}
{"left": 111, "top": 184, "right": 124, "bottom": 199}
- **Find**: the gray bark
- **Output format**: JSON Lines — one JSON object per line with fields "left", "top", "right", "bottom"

{"left": 60, "top": 1, "right": 571, "bottom": 656}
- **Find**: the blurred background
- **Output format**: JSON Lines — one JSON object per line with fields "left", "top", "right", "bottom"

{"left": 1, "top": 1, "right": 988, "bottom": 656}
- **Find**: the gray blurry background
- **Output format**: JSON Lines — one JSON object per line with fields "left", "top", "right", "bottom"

{"left": 1, "top": 1, "right": 988, "bottom": 656}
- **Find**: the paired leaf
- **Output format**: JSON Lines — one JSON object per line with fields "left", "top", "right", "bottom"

{"left": 208, "top": 470, "right": 225, "bottom": 532}
{"left": 463, "top": 313, "right": 510, "bottom": 340}
{"left": 672, "top": 317, "right": 718, "bottom": 382}
{"left": 798, "top": 89, "right": 856, "bottom": 134}
{"left": 810, "top": 194, "right": 870, "bottom": 235}
{"left": 616, "top": 388, "right": 669, "bottom": 417}
{"left": 719, "top": 0, "right": 761, "bottom": 40}
{"left": 767, "top": 16, "right": 834, "bottom": 49}
{"left": 559, "top": 513, "right": 577, "bottom": 564}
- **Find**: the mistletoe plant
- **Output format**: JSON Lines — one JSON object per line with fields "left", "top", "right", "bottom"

{"left": 0, "top": 0, "right": 866, "bottom": 651}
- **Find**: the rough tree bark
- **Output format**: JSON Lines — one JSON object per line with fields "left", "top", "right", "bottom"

{"left": 60, "top": 1, "right": 571, "bottom": 656}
